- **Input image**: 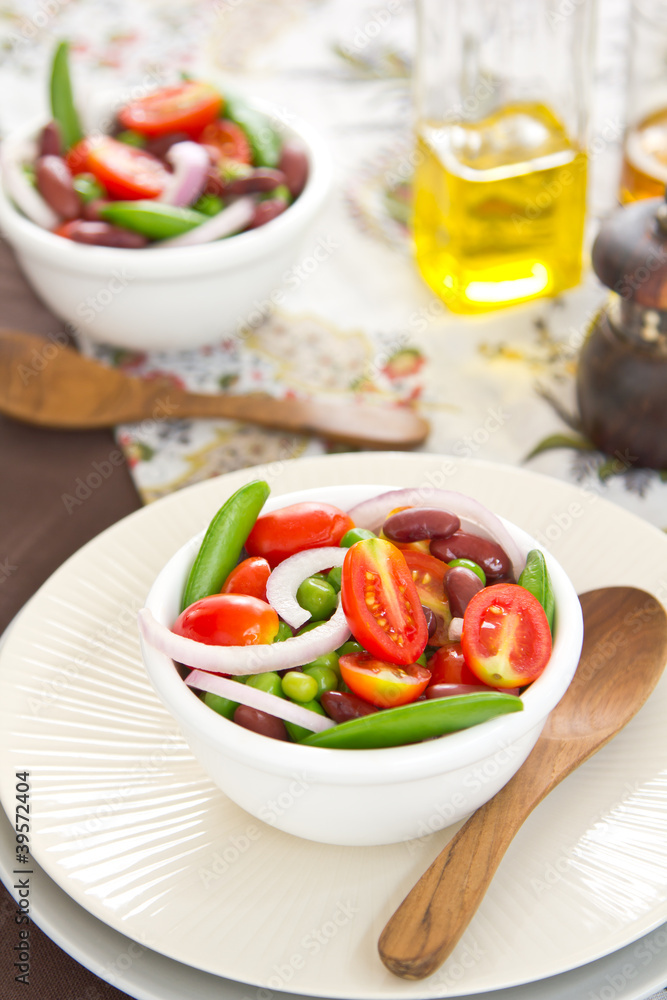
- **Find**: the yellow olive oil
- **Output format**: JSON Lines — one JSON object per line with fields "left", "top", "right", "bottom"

{"left": 413, "top": 102, "right": 587, "bottom": 313}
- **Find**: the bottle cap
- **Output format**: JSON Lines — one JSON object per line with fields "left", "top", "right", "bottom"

{"left": 592, "top": 194, "right": 667, "bottom": 308}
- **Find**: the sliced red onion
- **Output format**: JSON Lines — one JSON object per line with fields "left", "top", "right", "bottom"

{"left": 156, "top": 195, "right": 255, "bottom": 248}
{"left": 2, "top": 139, "right": 59, "bottom": 229}
{"left": 138, "top": 602, "right": 350, "bottom": 675}
{"left": 266, "top": 546, "right": 347, "bottom": 629}
{"left": 160, "top": 141, "right": 209, "bottom": 207}
{"left": 448, "top": 617, "right": 464, "bottom": 642}
{"left": 347, "top": 488, "right": 525, "bottom": 577}
{"left": 186, "top": 670, "right": 335, "bottom": 732}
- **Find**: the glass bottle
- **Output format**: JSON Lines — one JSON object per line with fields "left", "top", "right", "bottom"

{"left": 620, "top": 0, "right": 667, "bottom": 203}
{"left": 412, "top": 0, "right": 594, "bottom": 313}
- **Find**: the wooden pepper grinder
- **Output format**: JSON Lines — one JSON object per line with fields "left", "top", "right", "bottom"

{"left": 577, "top": 195, "right": 667, "bottom": 470}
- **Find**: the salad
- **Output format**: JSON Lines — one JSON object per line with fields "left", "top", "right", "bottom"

{"left": 138, "top": 481, "right": 556, "bottom": 751}
{"left": 4, "top": 41, "right": 308, "bottom": 249}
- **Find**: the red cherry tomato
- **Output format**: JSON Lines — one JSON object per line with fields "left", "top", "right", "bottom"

{"left": 221, "top": 556, "right": 271, "bottom": 603}
{"left": 427, "top": 642, "right": 520, "bottom": 695}
{"left": 403, "top": 550, "right": 450, "bottom": 646}
{"left": 172, "top": 593, "right": 279, "bottom": 646}
{"left": 118, "top": 82, "right": 223, "bottom": 138}
{"left": 245, "top": 502, "right": 354, "bottom": 568}
{"left": 341, "top": 537, "right": 428, "bottom": 666}
{"left": 67, "top": 137, "right": 169, "bottom": 200}
{"left": 199, "top": 119, "right": 251, "bottom": 164}
{"left": 461, "top": 583, "right": 552, "bottom": 688}
{"left": 338, "top": 653, "right": 431, "bottom": 708}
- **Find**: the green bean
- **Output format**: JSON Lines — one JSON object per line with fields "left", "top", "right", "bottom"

{"left": 49, "top": 41, "right": 83, "bottom": 151}
{"left": 300, "top": 691, "right": 523, "bottom": 749}
{"left": 181, "top": 480, "right": 270, "bottom": 610}
{"left": 518, "top": 549, "right": 555, "bottom": 631}
{"left": 100, "top": 201, "right": 207, "bottom": 240}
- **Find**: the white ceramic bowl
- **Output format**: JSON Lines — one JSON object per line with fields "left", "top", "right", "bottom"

{"left": 0, "top": 100, "right": 332, "bottom": 351}
{"left": 139, "top": 484, "right": 584, "bottom": 846}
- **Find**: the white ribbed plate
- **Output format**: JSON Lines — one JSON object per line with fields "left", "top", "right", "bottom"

{"left": 0, "top": 453, "right": 666, "bottom": 999}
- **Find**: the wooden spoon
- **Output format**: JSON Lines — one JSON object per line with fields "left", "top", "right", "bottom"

{"left": 0, "top": 329, "right": 430, "bottom": 449}
{"left": 379, "top": 586, "right": 667, "bottom": 980}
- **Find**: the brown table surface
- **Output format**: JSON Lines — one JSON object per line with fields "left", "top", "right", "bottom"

{"left": 1, "top": 239, "right": 142, "bottom": 999}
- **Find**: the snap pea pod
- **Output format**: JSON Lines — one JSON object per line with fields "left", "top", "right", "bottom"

{"left": 49, "top": 41, "right": 84, "bottom": 151}
{"left": 100, "top": 201, "right": 208, "bottom": 240}
{"left": 224, "top": 94, "right": 281, "bottom": 168}
{"left": 299, "top": 691, "right": 523, "bottom": 750}
{"left": 518, "top": 549, "right": 555, "bottom": 632}
{"left": 181, "top": 480, "right": 270, "bottom": 611}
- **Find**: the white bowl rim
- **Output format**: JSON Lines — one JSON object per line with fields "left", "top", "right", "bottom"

{"left": 0, "top": 96, "right": 333, "bottom": 279}
{"left": 140, "top": 483, "right": 584, "bottom": 785}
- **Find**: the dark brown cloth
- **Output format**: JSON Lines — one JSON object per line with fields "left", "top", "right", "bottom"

{"left": 0, "top": 240, "right": 142, "bottom": 998}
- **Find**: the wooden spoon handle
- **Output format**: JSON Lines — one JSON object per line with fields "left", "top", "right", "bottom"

{"left": 377, "top": 737, "right": 574, "bottom": 980}
{"left": 174, "top": 390, "right": 430, "bottom": 448}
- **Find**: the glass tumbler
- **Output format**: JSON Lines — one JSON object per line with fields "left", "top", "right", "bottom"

{"left": 620, "top": 0, "right": 667, "bottom": 202}
{"left": 412, "top": 0, "right": 594, "bottom": 313}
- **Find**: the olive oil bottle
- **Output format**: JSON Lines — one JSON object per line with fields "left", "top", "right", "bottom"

{"left": 413, "top": 102, "right": 587, "bottom": 314}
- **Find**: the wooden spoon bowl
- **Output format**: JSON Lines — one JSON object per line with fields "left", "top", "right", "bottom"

{"left": 378, "top": 586, "right": 667, "bottom": 980}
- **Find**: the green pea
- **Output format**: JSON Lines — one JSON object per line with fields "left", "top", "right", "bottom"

{"left": 296, "top": 576, "right": 338, "bottom": 621}
{"left": 297, "top": 620, "right": 325, "bottom": 635}
{"left": 193, "top": 193, "right": 225, "bottom": 216}
{"left": 448, "top": 558, "right": 486, "bottom": 586}
{"left": 281, "top": 671, "right": 319, "bottom": 703}
{"left": 285, "top": 699, "right": 326, "bottom": 743}
{"left": 273, "top": 621, "right": 293, "bottom": 642}
{"left": 337, "top": 640, "right": 364, "bottom": 656}
{"left": 116, "top": 129, "right": 146, "bottom": 147}
{"left": 303, "top": 650, "right": 340, "bottom": 678}
{"left": 72, "top": 173, "right": 106, "bottom": 203}
{"left": 203, "top": 690, "right": 238, "bottom": 720}
{"left": 327, "top": 566, "right": 342, "bottom": 592}
{"left": 340, "top": 527, "right": 377, "bottom": 547}
{"left": 246, "top": 672, "right": 284, "bottom": 698}
{"left": 303, "top": 664, "right": 339, "bottom": 698}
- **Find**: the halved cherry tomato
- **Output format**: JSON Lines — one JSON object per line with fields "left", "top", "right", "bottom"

{"left": 221, "top": 556, "right": 271, "bottom": 603}
{"left": 67, "top": 137, "right": 169, "bottom": 200}
{"left": 403, "top": 550, "right": 451, "bottom": 646}
{"left": 199, "top": 119, "right": 251, "bottom": 164}
{"left": 461, "top": 583, "right": 552, "bottom": 688}
{"left": 245, "top": 502, "right": 354, "bottom": 568}
{"left": 118, "top": 82, "right": 223, "bottom": 138}
{"left": 339, "top": 653, "right": 431, "bottom": 708}
{"left": 341, "top": 537, "right": 428, "bottom": 666}
{"left": 427, "top": 642, "right": 520, "bottom": 695}
{"left": 172, "top": 593, "right": 279, "bottom": 646}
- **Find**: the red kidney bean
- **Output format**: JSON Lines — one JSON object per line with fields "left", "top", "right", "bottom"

{"left": 383, "top": 507, "right": 460, "bottom": 543}
{"left": 320, "top": 690, "right": 378, "bottom": 723}
{"left": 278, "top": 142, "right": 309, "bottom": 198}
{"left": 247, "top": 199, "right": 288, "bottom": 229}
{"left": 39, "top": 121, "right": 62, "bottom": 157}
{"left": 58, "top": 220, "right": 148, "bottom": 248}
{"left": 233, "top": 705, "right": 289, "bottom": 741}
{"left": 431, "top": 531, "right": 511, "bottom": 579}
{"left": 81, "top": 198, "right": 111, "bottom": 221}
{"left": 422, "top": 605, "right": 437, "bottom": 638}
{"left": 222, "top": 168, "right": 287, "bottom": 195}
{"left": 144, "top": 131, "right": 191, "bottom": 159}
{"left": 425, "top": 683, "right": 491, "bottom": 699}
{"left": 36, "top": 155, "right": 81, "bottom": 220}
{"left": 444, "top": 565, "right": 484, "bottom": 618}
